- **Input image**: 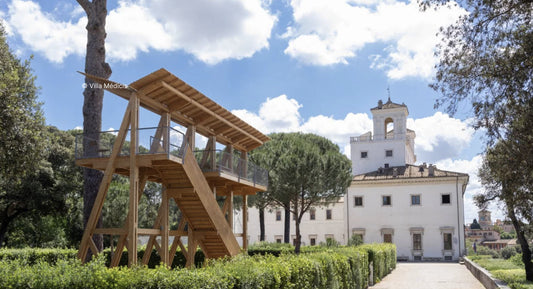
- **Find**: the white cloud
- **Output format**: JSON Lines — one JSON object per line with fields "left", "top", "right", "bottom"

{"left": 284, "top": 0, "right": 465, "bottom": 79}
{"left": 408, "top": 112, "right": 474, "bottom": 163}
{"left": 7, "top": 0, "right": 86, "bottom": 63}
{"left": 6, "top": 0, "right": 276, "bottom": 64}
{"left": 233, "top": 95, "right": 475, "bottom": 165}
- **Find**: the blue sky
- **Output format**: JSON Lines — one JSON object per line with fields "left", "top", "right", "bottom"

{"left": 0, "top": 0, "right": 494, "bottom": 222}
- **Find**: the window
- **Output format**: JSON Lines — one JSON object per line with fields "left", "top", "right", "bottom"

{"left": 354, "top": 196, "right": 363, "bottom": 207}
{"left": 310, "top": 208, "right": 316, "bottom": 220}
{"left": 443, "top": 233, "right": 452, "bottom": 250}
{"left": 411, "top": 195, "right": 421, "bottom": 205}
{"left": 326, "top": 209, "right": 332, "bottom": 220}
{"left": 360, "top": 151, "right": 368, "bottom": 158}
{"left": 310, "top": 237, "right": 316, "bottom": 246}
{"left": 382, "top": 195, "right": 392, "bottom": 206}
{"left": 275, "top": 210, "right": 281, "bottom": 221}
{"left": 275, "top": 235, "right": 282, "bottom": 243}
{"left": 383, "top": 234, "right": 392, "bottom": 243}
{"left": 413, "top": 233, "right": 422, "bottom": 250}
{"left": 442, "top": 194, "right": 451, "bottom": 204}
{"left": 386, "top": 150, "right": 393, "bottom": 157}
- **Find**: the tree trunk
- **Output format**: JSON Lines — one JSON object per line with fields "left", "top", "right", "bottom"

{"left": 78, "top": 0, "right": 112, "bottom": 255}
{"left": 508, "top": 203, "right": 533, "bottom": 281}
{"left": 0, "top": 218, "right": 10, "bottom": 249}
{"left": 259, "top": 207, "right": 265, "bottom": 242}
{"left": 294, "top": 203, "right": 301, "bottom": 254}
{"left": 284, "top": 205, "right": 290, "bottom": 243}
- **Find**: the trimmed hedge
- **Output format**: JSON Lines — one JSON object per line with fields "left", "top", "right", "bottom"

{"left": 0, "top": 244, "right": 396, "bottom": 289}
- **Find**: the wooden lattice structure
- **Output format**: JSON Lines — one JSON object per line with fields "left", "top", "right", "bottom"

{"left": 76, "top": 69, "right": 269, "bottom": 267}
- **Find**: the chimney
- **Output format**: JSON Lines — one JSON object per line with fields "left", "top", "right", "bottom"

{"left": 428, "top": 164, "right": 435, "bottom": 177}
{"left": 378, "top": 100, "right": 383, "bottom": 109}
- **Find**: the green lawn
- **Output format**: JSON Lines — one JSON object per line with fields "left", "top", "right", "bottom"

{"left": 470, "top": 255, "right": 533, "bottom": 289}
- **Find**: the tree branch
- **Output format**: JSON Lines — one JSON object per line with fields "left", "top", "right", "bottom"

{"left": 76, "top": 0, "right": 91, "bottom": 14}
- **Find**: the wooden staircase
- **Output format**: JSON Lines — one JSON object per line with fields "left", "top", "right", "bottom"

{"left": 154, "top": 145, "right": 241, "bottom": 259}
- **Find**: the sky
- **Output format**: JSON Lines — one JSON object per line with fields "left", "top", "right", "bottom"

{"left": 0, "top": 0, "right": 499, "bottom": 222}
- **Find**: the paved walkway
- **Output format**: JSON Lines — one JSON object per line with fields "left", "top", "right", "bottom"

{"left": 371, "top": 262, "right": 485, "bottom": 289}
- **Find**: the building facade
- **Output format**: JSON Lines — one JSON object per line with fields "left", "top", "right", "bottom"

{"left": 347, "top": 98, "right": 468, "bottom": 261}
{"left": 247, "top": 198, "right": 346, "bottom": 245}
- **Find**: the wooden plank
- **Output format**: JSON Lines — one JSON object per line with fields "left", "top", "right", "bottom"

{"left": 138, "top": 228, "right": 161, "bottom": 235}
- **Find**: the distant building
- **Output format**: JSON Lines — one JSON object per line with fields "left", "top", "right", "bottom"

{"left": 465, "top": 209, "right": 517, "bottom": 251}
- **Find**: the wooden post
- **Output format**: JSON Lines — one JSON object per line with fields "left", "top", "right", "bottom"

{"left": 241, "top": 151, "right": 248, "bottom": 180}
{"left": 128, "top": 92, "right": 139, "bottom": 266}
{"left": 209, "top": 136, "right": 216, "bottom": 171}
{"left": 186, "top": 228, "right": 196, "bottom": 267}
{"left": 161, "top": 185, "right": 169, "bottom": 266}
{"left": 186, "top": 125, "right": 196, "bottom": 151}
{"left": 228, "top": 191, "right": 234, "bottom": 231}
{"left": 242, "top": 194, "right": 248, "bottom": 251}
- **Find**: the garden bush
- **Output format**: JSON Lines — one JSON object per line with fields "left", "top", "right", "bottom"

{"left": 0, "top": 244, "right": 396, "bottom": 289}
{"left": 501, "top": 246, "right": 518, "bottom": 259}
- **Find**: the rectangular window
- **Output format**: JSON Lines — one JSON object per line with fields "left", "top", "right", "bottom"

{"left": 326, "top": 209, "right": 332, "bottom": 220}
{"left": 386, "top": 150, "right": 393, "bottom": 157}
{"left": 383, "top": 233, "right": 392, "bottom": 243}
{"left": 382, "top": 195, "right": 392, "bottom": 206}
{"left": 442, "top": 194, "right": 451, "bottom": 204}
{"left": 310, "top": 209, "right": 316, "bottom": 220}
{"left": 443, "top": 233, "right": 452, "bottom": 250}
{"left": 310, "top": 238, "right": 316, "bottom": 246}
{"left": 360, "top": 151, "right": 368, "bottom": 158}
{"left": 411, "top": 195, "right": 421, "bottom": 205}
{"left": 275, "top": 210, "right": 281, "bottom": 221}
{"left": 413, "top": 233, "right": 422, "bottom": 250}
{"left": 354, "top": 196, "right": 363, "bottom": 207}
{"left": 275, "top": 235, "right": 282, "bottom": 243}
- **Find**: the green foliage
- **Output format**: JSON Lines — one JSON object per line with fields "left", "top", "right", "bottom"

{"left": 502, "top": 246, "right": 519, "bottom": 260}
{"left": 473, "top": 245, "right": 501, "bottom": 259}
{"left": 347, "top": 234, "right": 364, "bottom": 247}
{"left": 0, "top": 244, "right": 396, "bottom": 289}
{"left": 502, "top": 232, "right": 518, "bottom": 239}
{"left": 321, "top": 237, "right": 340, "bottom": 248}
{"left": 250, "top": 133, "right": 352, "bottom": 253}
{"left": 471, "top": 255, "right": 533, "bottom": 289}
{"left": 359, "top": 243, "right": 396, "bottom": 284}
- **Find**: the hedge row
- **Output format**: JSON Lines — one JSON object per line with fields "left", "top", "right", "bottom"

{"left": 0, "top": 244, "right": 396, "bottom": 289}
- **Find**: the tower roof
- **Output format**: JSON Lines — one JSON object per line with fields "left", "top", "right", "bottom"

{"left": 352, "top": 164, "right": 468, "bottom": 182}
{"left": 371, "top": 97, "right": 408, "bottom": 112}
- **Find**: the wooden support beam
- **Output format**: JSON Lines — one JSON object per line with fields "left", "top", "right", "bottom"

{"left": 160, "top": 81, "right": 264, "bottom": 146}
{"left": 78, "top": 98, "right": 133, "bottom": 263}
{"left": 128, "top": 92, "right": 140, "bottom": 267}
{"left": 242, "top": 194, "right": 248, "bottom": 251}
{"left": 161, "top": 186, "right": 170, "bottom": 266}
{"left": 186, "top": 125, "right": 196, "bottom": 151}
{"left": 228, "top": 191, "right": 234, "bottom": 231}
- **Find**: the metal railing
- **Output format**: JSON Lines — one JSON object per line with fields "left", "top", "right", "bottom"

{"left": 194, "top": 149, "right": 268, "bottom": 188}
{"left": 75, "top": 126, "right": 187, "bottom": 159}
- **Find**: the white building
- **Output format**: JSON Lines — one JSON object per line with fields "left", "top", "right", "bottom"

{"left": 246, "top": 98, "right": 468, "bottom": 261}
{"left": 247, "top": 198, "right": 346, "bottom": 245}
{"left": 347, "top": 98, "right": 468, "bottom": 261}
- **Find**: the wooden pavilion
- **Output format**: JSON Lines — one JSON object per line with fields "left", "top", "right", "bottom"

{"left": 76, "top": 68, "right": 269, "bottom": 267}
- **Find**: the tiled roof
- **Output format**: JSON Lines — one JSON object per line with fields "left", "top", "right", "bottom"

{"left": 352, "top": 164, "right": 468, "bottom": 182}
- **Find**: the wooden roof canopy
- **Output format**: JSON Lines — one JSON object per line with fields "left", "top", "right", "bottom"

{"left": 81, "top": 69, "right": 269, "bottom": 152}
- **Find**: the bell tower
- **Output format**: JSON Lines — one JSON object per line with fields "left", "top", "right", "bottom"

{"left": 350, "top": 98, "right": 416, "bottom": 175}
